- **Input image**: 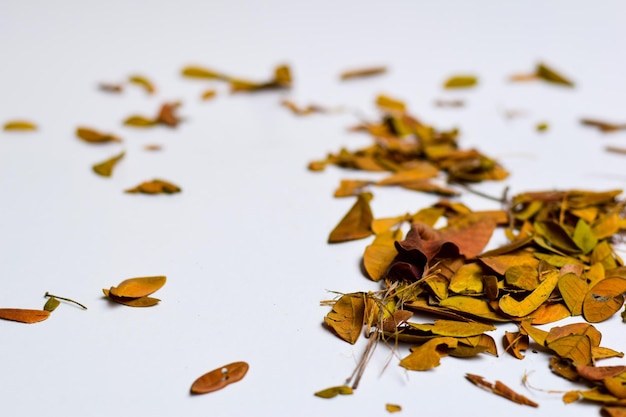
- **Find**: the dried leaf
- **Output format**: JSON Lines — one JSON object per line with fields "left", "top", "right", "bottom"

{"left": 93, "top": 151, "right": 125, "bottom": 177}
{"left": 364, "top": 229, "right": 402, "bottom": 281}
{"left": 201, "top": 89, "right": 217, "bottom": 100}
{"left": 190, "top": 361, "right": 249, "bottom": 394}
{"left": 125, "top": 179, "right": 181, "bottom": 194}
{"left": 43, "top": 297, "right": 60, "bottom": 312}
{"left": 0, "top": 308, "right": 50, "bottom": 323}
{"left": 583, "top": 277, "right": 626, "bottom": 323}
{"left": 76, "top": 127, "right": 121, "bottom": 143}
{"left": 328, "top": 193, "right": 374, "bottom": 243}
{"left": 576, "top": 365, "right": 626, "bottom": 381}
{"left": 156, "top": 102, "right": 182, "bottom": 127}
{"left": 602, "top": 406, "right": 626, "bottom": 417}
{"left": 109, "top": 276, "right": 166, "bottom": 298}
{"left": 334, "top": 179, "right": 372, "bottom": 198}
{"left": 102, "top": 289, "right": 160, "bottom": 307}
{"left": 399, "top": 337, "right": 458, "bottom": 371}
{"left": 323, "top": 293, "right": 366, "bottom": 344}
{"left": 581, "top": 119, "right": 626, "bottom": 133}
{"left": 499, "top": 269, "right": 559, "bottom": 317}
{"left": 434, "top": 99, "right": 465, "bottom": 108}
{"left": 559, "top": 272, "right": 588, "bottom": 315}
{"left": 465, "top": 374, "right": 538, "bottom": 407}
{"left": 314, "top": 385, "right": 353, "bottom": 399}
{"left": 443, "top": 75, "right": 478, "bottom": 89}
{"left": 128, "top": 74, "right": 156, "bottom": 94}
{"left": 503, "top": 331, "right": 529, "bottom": 359}
{"left": 181, "top": 66, "right": 228, "bottom": 80}
{"left": 123, "top": 115, "right": 159, "bottom": 127}
{"left": 3, "top": 120, "right": 37, "bottom": 131}
{"left": 536, "top": 62, "right": 575, "bottom": 87}
{"left": 98, "top": 82, "right": 123, "bottom": 93}
{"left": 376, "top": 95, "right": 406, "bottom": 113}
{"left": 385, "top": 403, "right": 402, "bottom": 413}
{"left": 340, "top": 66, "right": 387, "bottom": 80}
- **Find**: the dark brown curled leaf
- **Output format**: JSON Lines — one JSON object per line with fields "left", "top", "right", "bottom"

{"left": 190, "top": 362, "right": 249, "bottom": 394}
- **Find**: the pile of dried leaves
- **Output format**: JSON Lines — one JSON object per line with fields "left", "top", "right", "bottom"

{"left": 320, "top": 185, "right": 626, "bottom": 413}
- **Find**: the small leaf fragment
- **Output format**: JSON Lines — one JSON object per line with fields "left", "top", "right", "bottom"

{"left": 443, "top": 75, "right": 478, "bottom": 89}
{"left": 3, "top": 120, "right": 37, "bottom": 131}
{"left": 76, "top": 127, "right": 122, "bottom": 143}
{"left": 43, "top": 297, "right": 60, "bottom": 312}
{"left": 123, "top": 115, "right": 159, "bottom": 127}
{"left": 0, "top": 308, "right": 50, "bottom": 324}
{"left": 314, "top": 385, "right": 353, "bottom": 399}
{"left": 340, "top": 66, "right": 387, "bottom": 80}
{"left": 190, "top": 361, "right": 249, "bottom": 395}
{"left": 93, "top": 151, "right": 125, "bottom": 177}
{"left": 385, "top": 403, "right": 402, "bottom": 413}
{"left": 125, "top": 179, "right": 181, "bottom": 194}
{"left": 128, "top": 74, "right": 156, "bottom": 94}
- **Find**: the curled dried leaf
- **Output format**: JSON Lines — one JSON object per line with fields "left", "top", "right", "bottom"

{"left": 465, "top": 374, "right": 538, "bottom": 407}
{"left": 190, "top": 361, "right": 249, "bottom": 395}
{"left": 128, "top": 74, "right": 156, "bottom": 94}
{"left": 328, "top": 193, "right": 374, "bottom": 243}
{"left": 103, "top": 289, "right": 160, "bottom": 307}
{"left": 323, "top": 292, "right": 366, "bottom": 344}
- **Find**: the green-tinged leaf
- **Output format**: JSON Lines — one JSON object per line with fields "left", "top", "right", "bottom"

{"left": 43, "top": 297, "right": 60, "bottom": 312}
{"left": 573, "top": 219, "right": 598, "bottom": 254}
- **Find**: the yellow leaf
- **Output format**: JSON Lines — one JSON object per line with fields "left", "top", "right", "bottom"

{"left": 314, "top": 385, "right": 353, "bottom": 399}
{"left": 604, "top": 373, "right": 626, "bottom": 399}
{"left": 328, "top": 193, "right": 374, "bottom": 243}
{"left": 92, "top": 151, "right": 125, "bottom": 177}
{"left": 448, "top": 263, "right": 484, "bottom": 295}
{"left": 76, "top": 127, "right": 122, "bottom": 143}
{"left": 536, "top": 62, "right": 575, "bottom": 87}
{"left": 439, "top": 296, "right": 508, "bottom": 322}
{"left": 323, "top": 293, "right": 366, "bottom": 344}
{"left": 558, "top": 272, "right": 588, "bottom": 315}
{"left": 376, "top": 163, "right": 439, "bottom": 186}
{"left": 333, "top": 179, "right": 372, "bottom": 198}
{"left": 399, "top": 337, "right": 458, "bottom": 371}
{"left": 547, "top": 335, "right": 592, "bottom": 366}
{"left": 573, "top": 218, "right": 598, "bottom": 254}
{"left": 340, "top": 66, "right": 387, "bottom": 80}
{"left": 123, "top": 115, "right": 158, "bottom": 128}
{"left": 443, "top": 75, "right": 478, "bottom": 89}
{"left": 363, "top": 229, "right": 402, "bottom": 281}
{"left": 583, "top": 277, "right": 626, "bottom": 323}
{"left": 181, "top": 66, "right": 228, "bottom": 80}
{"left": 499, "top": 269, "right": 559, "bottom": 317}
{"left": 520, "top": 321, "right": 548, "bottom": 346}
{"left": 376, "top": 95, "right": 406, "bottom": 113}
{"left": 592, "top": 213, "right": 620, "bottom": 240}
{"left": 505, "top": 264, "right": 539, "bottom": 291}
{"left": 125, "top": 179, "right": 181, "bottom": 194}
{"left": 128, "top": 74, "right": 156, "bottom": 94}
{"left": 3, "top": 120, "right": 37, "bottom": 131}
{"left": 385, "top": 403, "right": 402, "bottom": 413}
{"left": 429, "top": 320, "right": 496, "bottom": 337}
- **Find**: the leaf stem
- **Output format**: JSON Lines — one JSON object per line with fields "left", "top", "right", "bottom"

{"left": 45, "top": 292, "right": 88, "bottom": 310}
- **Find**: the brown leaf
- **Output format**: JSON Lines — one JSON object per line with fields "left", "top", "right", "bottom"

{"left": 581, "top": 118, "right": 626, "bottom": 133}
{"left": 328, "top": 193, "right": 374, "bottom": 243}
{"left": 0, "top": 308, "right": 50, "bottom": 323}
{"left": 503, "top": 331, "right": 529, "bottom": 359}
{"left": 190, "top": 361, "right": 249, "bottom": 395}
{"left": 576, "top": 365, "right": 626, "bottom": 381}
{"left": 156, "top": 102, "right": 182, "bottom": 127}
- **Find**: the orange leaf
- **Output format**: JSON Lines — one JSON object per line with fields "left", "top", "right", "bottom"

{"left": 0, "top": 308, "right": 50, "bottom": 324}
{"left": 190, "top": 361, "right": 249, "bottom": 394}
{"left": 583, "top": 277, "right": 626, "bottom": 323}
{"left": 109, "top": 276, "right": 166, "bottom": 298}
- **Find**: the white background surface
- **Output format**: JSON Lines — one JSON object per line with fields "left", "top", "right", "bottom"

{"left": 1, "top": 1, "right": 626, "bottom": 416}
